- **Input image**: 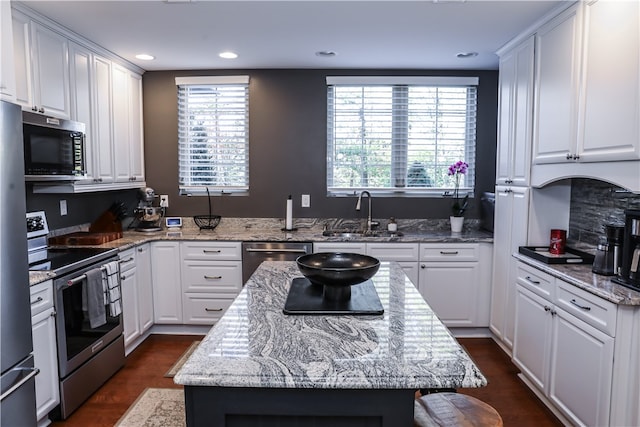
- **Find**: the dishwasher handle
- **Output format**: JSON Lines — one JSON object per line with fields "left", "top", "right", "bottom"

{"left": 245, "top": 248, "right": 309, "bottom": 254}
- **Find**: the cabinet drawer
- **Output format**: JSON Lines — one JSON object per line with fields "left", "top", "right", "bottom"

{"left": 555, "top": 280, "right": 617, "bottom": 336}
{"left": 516, "top": 262, "right": 554, "bottom": 301}
{"left": 366, "top": 243, "right": 419, "bottom": 261}
{"left": 183, "top": 294, "right": 234, "bottom": 325}
{"left": 181, "top": 241, "right": 242, "bottom": 260}
{"left": 182, "top": 260, "right": 242, "bottom": 294}
{"left": 313, "top": 242, "right": 366, "bottom": 254}
{"left": 30, "top": 280, "right": 54, "bottom": 316}
{"left": 118, "top": 248, "right": 136, "bottom": 272}
{"left": 419, "top": 243, "right": 479, "bottom": 261}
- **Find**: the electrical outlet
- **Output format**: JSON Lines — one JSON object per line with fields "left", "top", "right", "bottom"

{"left": 301, "top": 194, "right": 310, "bottom": 208}
{"left": 160, "top": 195, "right": 169, "bottom": 208}
{"left": 60, "top": 200, "right": 68, "bottom": 216}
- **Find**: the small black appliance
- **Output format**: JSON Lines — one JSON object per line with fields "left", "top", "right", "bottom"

{"left": 615, "top": 209, "right": 640, "bottom": 290}
{"left": 592, "top": 223, "right": 625, "bottom": 276}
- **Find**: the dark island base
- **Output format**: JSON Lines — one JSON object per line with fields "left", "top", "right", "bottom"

{"left": 184, "top": 386, "right": 416, "bottom": 427}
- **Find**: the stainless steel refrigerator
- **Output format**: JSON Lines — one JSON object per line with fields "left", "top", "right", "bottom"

{"left": 0, "top": 100, "right": 38, "bottom": 426}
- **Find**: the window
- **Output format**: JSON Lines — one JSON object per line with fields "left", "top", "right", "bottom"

{"left": 326, "top": 76, "right": 477, "bottom": 197}
{"left": 176, "top": 76, "right": 249, "bottom": 196}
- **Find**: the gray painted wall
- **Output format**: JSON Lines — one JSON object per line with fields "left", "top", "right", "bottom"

{"left": 24, "top": 68, "right": 498, "bottom": 229}
{"left": 142, "top": 69, "right": 499, "bottom": 220}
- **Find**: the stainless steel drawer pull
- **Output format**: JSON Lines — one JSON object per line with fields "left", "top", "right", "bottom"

{"left": 203, "top": 250, "right": 222, "bottom": 253}
{"left": 119, "top": 257, "right": 134, "bottom": 263}
{"left": 246, "top": 248, "right": 308, "bottom": 253}
{"left": 30, "top": 296, "right": 43, "bottom": 305}
{"left": 570, "top": 299, "right": 591, "bottom": 311}
{"left": 204, "top": 275, "right": 223, "bottom": 280}
{"left": 525, "top": 276, "right": 541, "bottom": 285}
{"left": 439, "top": 251, "right": 459, "bottom": 255}
{"left": 205, "top": 307, "right": 223, "bottom": 312}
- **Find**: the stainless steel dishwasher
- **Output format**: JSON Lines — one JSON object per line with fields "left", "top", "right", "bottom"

{"left": 242, "top": 242, "right": 313, "bottom": 283}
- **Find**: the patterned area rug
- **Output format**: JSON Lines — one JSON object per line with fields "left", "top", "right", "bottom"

{"left": 115, "top": 388, "right": 185, "bottom": 427}
{"left": 164, "top": 341, "right": 200, "bottom": 378}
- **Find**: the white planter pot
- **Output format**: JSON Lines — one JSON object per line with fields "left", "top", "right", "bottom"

{"left": 450, "top": 216, "right": 464, "bottom": 233}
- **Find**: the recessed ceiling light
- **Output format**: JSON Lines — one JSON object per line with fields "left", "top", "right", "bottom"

{"left": 456, "top": 52, "right": 478, "bottom": 59}
{"left": 135, "top": 54, "right": 155, "bottom": 61}
{"left": 315, "top": 51, "right": 337, "bottom": 57}
{"left": 219, "top": 51, "right": 238, "bottom": 59}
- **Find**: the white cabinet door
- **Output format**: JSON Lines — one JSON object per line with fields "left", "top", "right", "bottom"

{"left": 496, "top": 35, "right": 534, "bottom": 186}
{"left": 533, "top": 4, "right": 582, "bottom": 164}
{"left": 549, "top": 307, "right": 614, "bottom": 427}
{"left": 577, "top": 0, "right": 640, "bottom": 162}
{"left": 112, "top": 63, "right": 131, "bottom": 183}
{"left": 13, "top": 11, "right": 71, "bottom": 118}
{"left": 313, "top": 242, "right": 367, "bottom": 254}
{"left": 151, "top": 242, "right": 182, "bottom": 323}
{"left": 136, "top": 244, "right": 154, "bottom": 333}
{"left": 128, "top": 71, "right": 145, "bottom": 182}
{"left": 418, "top": 262, "right": 480, "bottom": 327}
{"left": 30, "top": 21, "right": 70, "bottom": 118}
{"left": 513, "top": 285, "right": 553, "bottom": 394}
{"left": 121, "top": 266, "right": 140, "bottom": 348}
{"left": 31, "top": 307, "right": 59, "bottom": 421}
{"left": 490, "top": 186, "right": 529, "bottom": 348}
{"left": 1, "top": 0, "right": 16, "bottom": 101}
{"left": 12, "top": 11, "right": 33, "bottom": 109}
{"left": 92, "top": 54, "right": 115, "bottom": 184}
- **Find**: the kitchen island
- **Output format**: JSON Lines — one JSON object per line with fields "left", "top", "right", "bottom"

{"left": 174, "top": 261, "right": 486, "bottom": 427}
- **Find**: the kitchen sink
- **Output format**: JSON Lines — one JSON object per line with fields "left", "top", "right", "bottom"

{"left": 321, "top": 229, "right": 403, "bottom": 238}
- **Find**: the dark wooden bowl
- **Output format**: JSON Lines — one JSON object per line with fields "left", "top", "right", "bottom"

{"left": 296, "top": 252, "right": 380, "bottom": 289}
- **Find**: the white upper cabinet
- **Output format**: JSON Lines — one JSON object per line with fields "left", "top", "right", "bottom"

{"left": 577, "top": 0, "right": 640, "bottom": 162}
{"left": 533, "top": 0, "right": 640, "bottom": 165}
{"left": 496, "top": 35, "right": 535, "bottom": 186}
{"left": 1, "top": 0, "right": 16, "bottom": 101}
{"left": 533, "top": 3, "right": 582, "bottom": 164}
{"left": 12, "top": 10, "right": 71, "bottom": 118}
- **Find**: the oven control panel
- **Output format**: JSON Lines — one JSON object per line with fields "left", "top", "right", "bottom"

{"left": 26, "top": 211, "right": 49, "bottom": 238}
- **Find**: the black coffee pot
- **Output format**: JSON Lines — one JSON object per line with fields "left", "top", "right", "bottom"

{"left": 592, "top": 223, "right": 625, "bottom": 276}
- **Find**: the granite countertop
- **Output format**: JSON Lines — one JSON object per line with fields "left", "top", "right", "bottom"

{"left": 30, "top": 218, "right": 492, "bottom": 286}
{"left": 174, "top": 261, "right": 487, "bottom": 390}
{"left": 513, "top": 252, "right": 640, "bottom": 306}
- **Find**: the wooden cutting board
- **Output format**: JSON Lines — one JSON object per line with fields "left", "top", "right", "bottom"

{"left": 48, "top": 231, "right": 123, "bottom": 246}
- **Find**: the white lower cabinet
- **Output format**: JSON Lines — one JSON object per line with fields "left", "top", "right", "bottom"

{"left": 366, "top": 243, "right": 419, "bottom": 286}
{"left": 418, "top": 243, "right": 492, "bottom": 327}
{"left": 313, "top": 242, "right": 367, "bottom": 254}
{"left": 513, "top": 261, "right": 614, "bottom": 426}
{"left": 180, "top": 241, "right": 242, "bottom": 325}
{"left": 30, "top": 280, "right": 59, "bottom": 425}
{"left": 151, "top": 241, "right": 182, "bottom": 323}
{"left": 120, "top": 244, "right": 153, "bottom": 354}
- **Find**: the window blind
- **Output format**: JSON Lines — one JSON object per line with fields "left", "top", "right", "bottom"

{"left": 327, "top": 77, "right": 477, "bottom": 196}
{"left": 176, "top": 76, "right": 249, "bottom": 195}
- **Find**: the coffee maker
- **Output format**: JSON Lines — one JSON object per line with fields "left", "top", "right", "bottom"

{"left": 592, "top": 223, "right": 625, "bottom": 276}
{"left": 615, "top": 209, "right": 640, "bottom": 289}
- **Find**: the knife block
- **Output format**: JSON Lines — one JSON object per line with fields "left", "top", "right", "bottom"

{"left": 89, "top": 210, "right": 123, "bottom": 233}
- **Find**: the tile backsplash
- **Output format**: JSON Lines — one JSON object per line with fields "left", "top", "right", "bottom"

{"left": 569, "top": 178, "right": 640, "bottom": 245}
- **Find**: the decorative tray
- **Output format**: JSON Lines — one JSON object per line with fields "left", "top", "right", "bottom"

{"left": 518, "top": 246, "right": 594, "bottom": 265}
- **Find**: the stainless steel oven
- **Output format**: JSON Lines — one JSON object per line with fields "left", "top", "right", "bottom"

{"left": 52, "top": 254, "right": 124, "bottom": 419}
{"left": 27, "top": 212, "right": 125, "bottom": 420}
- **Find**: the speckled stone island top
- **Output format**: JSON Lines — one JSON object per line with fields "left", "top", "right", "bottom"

{"left": 174, "top": 261, "right": 487, "bottom": 390}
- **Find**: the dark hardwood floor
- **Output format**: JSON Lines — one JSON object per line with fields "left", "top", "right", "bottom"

{"left": 51, "top": 335, "right": 562, "bottom": 427}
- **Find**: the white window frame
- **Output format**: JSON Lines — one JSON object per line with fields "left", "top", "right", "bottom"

{"left": 176, "top": 75, "right": 250, "bottom": 196}
{"left": 326, "top": 76, "right": 478, "bottom": 198}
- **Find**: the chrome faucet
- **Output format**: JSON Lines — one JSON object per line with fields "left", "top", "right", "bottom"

{"left": 355, "top": 191, "right": 378, "bottom": 233}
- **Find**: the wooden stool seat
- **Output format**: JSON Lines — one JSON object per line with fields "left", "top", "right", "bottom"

{"left": 414, "top": 392, "right": 503, "bottom": 427}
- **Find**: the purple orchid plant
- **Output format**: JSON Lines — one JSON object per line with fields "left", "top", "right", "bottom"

{"left": 447, "top": 160, "right": 469, "bottom": 217}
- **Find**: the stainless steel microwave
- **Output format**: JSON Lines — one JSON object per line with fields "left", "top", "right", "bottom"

{"left": 23, "top": 111, "right": 86, "bottom": 181}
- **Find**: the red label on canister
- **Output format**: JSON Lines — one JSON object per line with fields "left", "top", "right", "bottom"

{"left": 549, "top": 229, "right": 567, "bottom": 255}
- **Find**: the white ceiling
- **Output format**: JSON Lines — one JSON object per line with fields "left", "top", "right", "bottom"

{"left": 17, "top": 0, "right": 566, "bottom": 71}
